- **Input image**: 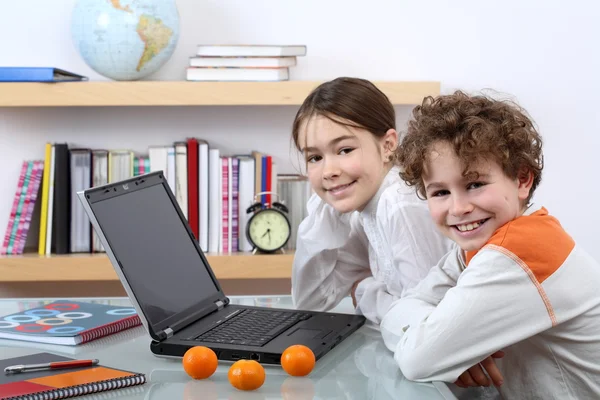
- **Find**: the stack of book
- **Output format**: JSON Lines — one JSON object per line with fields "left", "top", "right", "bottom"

{"left": 186, "top": 44, "right": 307, "bottom": 82}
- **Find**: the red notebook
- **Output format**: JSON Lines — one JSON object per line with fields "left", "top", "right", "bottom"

{"left": 0, "top": 301, "right": 141, "bottom": 346}
{"left": 0, "top": 352, "right": 145, "bottom": 400}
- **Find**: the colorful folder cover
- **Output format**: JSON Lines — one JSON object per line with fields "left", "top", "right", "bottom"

{"left": 0, "top": 301, "right": 141, "bottom": 346}
{"left": 0, "top": 352, "right": 145, "bottom": 400}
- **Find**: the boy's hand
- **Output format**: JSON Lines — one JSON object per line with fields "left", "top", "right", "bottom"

{"left": 351, "top": 277, "right": 368, "bottom": 307}
{"left": 454, "top": 351, "right": 505, "bottom": 388}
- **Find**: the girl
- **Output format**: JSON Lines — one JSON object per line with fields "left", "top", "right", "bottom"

{"left": 291, "top": 77, "right": 454, "bottom": 325}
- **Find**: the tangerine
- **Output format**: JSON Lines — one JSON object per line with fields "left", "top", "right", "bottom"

{"left": 280, "top": 345, "right": 315, "bottom": 377}
{"left": 227, "top": 359, "right": 266, "bottom": 391}
{"left": 182, "top": 346, "right": 218, "bottom": 379}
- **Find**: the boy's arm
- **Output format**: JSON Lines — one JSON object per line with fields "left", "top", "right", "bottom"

{"left": 381, "top": 247, "right": 556, "bottom": 383}
{"left": 292, "top": 194, "right": 370, "bottom": 311}
{"left": 354, "top": 203, "right": 454, "bottom": 324}
{"left": 380, "top": 248, "right": 462, "bottom": 350}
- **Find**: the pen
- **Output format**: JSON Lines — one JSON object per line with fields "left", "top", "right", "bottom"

{"left": 4, "top": 359, "right": 99, "bottom": 374}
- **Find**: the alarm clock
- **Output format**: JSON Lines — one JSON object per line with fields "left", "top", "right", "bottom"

{"left": 246, "top": 192, "right": 291, "bottom": 254}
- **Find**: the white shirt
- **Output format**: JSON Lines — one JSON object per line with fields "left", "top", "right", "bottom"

{"left": 292, "top": 166, "right": 453, "bottom": 324}
{"left": 381, "top": 204, "right": 600, "bottom": 399}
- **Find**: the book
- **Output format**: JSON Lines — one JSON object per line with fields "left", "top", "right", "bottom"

{"left": 189, "top": 56, "right": 297, "bottom": 68}
{"left": 51, "top": 144, "right": 71, "bottom": 255}
{"left": 38, "top": 144, "right": 53, "bottom": 255}
{"left": 186, "top": 66, "right": 289, "bottom": 82}
{"left": 195, "top": 44, "right": 307, "bottom": 57}
{"left": 0, "top": 67, "right": 87, "bottom": 82}
{"left": 0, "top": 301, "right": 141, "bottom": 346}
{"left": 0, "top": 352, "right": 145, "bottom": 400}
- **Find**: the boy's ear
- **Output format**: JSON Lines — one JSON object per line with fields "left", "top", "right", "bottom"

{"left": 382, "top": 128, "right": 398, "bottom": 161}
{"left": 517, "top": 167, "right": 534, "bottom": 201}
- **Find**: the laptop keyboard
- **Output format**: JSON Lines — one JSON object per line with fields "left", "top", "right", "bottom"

{"left": 193, "top": 309, "right": 311, "bottom": 347}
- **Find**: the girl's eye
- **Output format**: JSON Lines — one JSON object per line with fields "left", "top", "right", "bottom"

{"left": 430, "top": 190, "right": 450, "bottom": 198}
{"left": 338, "top": 147, "right": 354, "bottom": 155}
{"left": 467, "top": 182, "right": 485, "bottom": 190}
{"left": 306, "top": 155, "right": 322, "bottom": 164}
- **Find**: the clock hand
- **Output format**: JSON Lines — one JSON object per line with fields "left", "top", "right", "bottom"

{"left": 261, "top": 228, "right": 271, "bottom": 238}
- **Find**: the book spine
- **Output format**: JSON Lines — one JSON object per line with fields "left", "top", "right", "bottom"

{"left": 232, "top": 157, "right": 239, "bottom": 252}
{"left": 16, "top": 373, "right": 146, "bottom": 400}
{"left": 53, "top": 144, "right": 71, "bottom": 255}
{"left": 1, "top": 161, "right": 28, "bottom": 254}
{"left": 7, "top": 161, "right": 33, "bottom": 254}
{"left": 187, "top": 138, "right": 199, "bottom": 239}
{"left": 79, "top": 315, "right": 141, "bottom": 344}
{"left": 38, "top": 143, "right": 52, "bottom": 255}
{"left": 16, "top": 161, "right": 44, "bottom": 255}
{"left": 221, "top": 157, "right": 229, "bottom": 253}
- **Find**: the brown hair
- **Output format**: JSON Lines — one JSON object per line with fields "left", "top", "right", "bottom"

{"left": 397, "top": 90, "right": 543, "bottom": 201}
{"left": 291, "top": 77, "right": 396, "bottom": 151}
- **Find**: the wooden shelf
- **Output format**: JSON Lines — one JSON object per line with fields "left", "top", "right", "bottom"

{"left": 0, "top": 253, "right": 293, "bottom": 283}
{"left": 0, "top": 80, "right": 440, "bottom": 107}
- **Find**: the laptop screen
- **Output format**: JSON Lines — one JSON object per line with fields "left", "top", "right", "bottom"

{"left": 90, "top": 181, "right": 220, "bottom": 328}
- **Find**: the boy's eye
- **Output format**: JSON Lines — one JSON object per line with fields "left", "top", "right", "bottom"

{"left": 338, "top": 147, "right": 354, "bottom": 155}
{"left": 467, "top": 182, "right": 486, "bottom": 190}
{"left": 430, "top": 189, "right": 450, "bottom": 198}
{"left": 306, "top": 154, "right": 322, "bottom": 164}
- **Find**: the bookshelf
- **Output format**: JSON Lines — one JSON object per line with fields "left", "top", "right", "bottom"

{"left": 0, "top": 252, "right": 294, "bottom": 282}
{"left": 0, "top": 81, "right": 440, "bottom": 107}
{"left": 0, "top": 80, "right": 441, "bottom": 296}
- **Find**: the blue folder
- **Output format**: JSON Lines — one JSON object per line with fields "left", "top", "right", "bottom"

{"left": 0, "top": 67, "right": 88, "bottom": 82}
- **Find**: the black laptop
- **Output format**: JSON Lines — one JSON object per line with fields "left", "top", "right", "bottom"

{"left": 77, "top": 171, "right": 365, "bottom": 365}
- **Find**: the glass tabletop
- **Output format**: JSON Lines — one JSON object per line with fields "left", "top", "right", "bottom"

{"left": 0, "top": 296, "right": 461, "bottom": 400}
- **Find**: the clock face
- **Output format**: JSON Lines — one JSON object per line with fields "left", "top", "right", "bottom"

{"left": 247, "top": 209, "right": 291, "bottom": 252}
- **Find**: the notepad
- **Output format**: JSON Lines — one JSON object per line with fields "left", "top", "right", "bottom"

{"left": 0, "top": 353, "right": 145, "bottom": 400}
{"left": 0, "top": 301, "right": 141, "bottom": 346}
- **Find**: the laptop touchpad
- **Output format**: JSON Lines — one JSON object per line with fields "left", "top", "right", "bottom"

{"left": 288, "top": 328, "right": 323, "bottom": 339}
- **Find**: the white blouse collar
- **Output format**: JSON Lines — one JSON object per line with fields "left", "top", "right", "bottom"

{"left": 360, "top": 166, "right": 401, "bottom": 218}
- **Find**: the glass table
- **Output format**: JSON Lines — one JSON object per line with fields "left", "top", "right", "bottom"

{"left": 0, "top": 295, "right": 465, "bottom": 400}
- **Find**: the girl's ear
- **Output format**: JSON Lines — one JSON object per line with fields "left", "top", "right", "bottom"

{"left": 382, "top": 129, "right": 398, "bottom": 162}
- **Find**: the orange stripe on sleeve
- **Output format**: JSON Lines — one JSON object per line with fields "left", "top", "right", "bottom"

{"left": 467, "top": 207, "right": 574, "bottom": 284}
{"left": 487, "top": 243, "right": 558, "bottom": 326}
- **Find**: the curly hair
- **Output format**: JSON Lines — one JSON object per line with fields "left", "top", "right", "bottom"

{"left": 397, "top": 90, "right": 543, "bottom": 201}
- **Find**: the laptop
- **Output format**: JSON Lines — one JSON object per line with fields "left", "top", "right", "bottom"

{"left": 77, "top": 171, "right": 365, "bottom": 365}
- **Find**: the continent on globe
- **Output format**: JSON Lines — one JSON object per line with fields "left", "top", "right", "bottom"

{"left": 110, "top": 0, "right": 132, "bottom": 13}
{"left": 136, "top": 15, "right": 174, "bottom": 71}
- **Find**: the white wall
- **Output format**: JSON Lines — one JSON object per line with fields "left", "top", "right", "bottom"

{"left": 1, "top": 0, "right": 599, "bottom": 257}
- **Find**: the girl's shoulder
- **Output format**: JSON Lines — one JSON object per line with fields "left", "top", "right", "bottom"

{"left": 378, "top": 178, "right": 427, "bottom": 209}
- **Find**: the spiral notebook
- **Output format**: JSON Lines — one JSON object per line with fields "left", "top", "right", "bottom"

{"left": 0, "top": 301, "right": 141, "bottom": 346}
{"left": 0, "top": 353, "right": 145, "bottom": 400}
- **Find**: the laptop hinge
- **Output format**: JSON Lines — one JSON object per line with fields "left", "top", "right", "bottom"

{"left": 161, "top": 327, "right": 174, "bottom": 339}
{"left": 215, "top": 300, "right": 225, "bottom": 310}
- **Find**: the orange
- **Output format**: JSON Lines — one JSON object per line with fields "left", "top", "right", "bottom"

{"left": 227, "top": 359, "right": 266, "bottom": 391}
{"left": 182, "top": 346, "right": 218, "bottom": 379}
{"left": 280, "top": 345, "right": 315, "bottom": 377}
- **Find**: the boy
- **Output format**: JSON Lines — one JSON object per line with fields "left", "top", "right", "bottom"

{"left": 381, "top": 91, "right": 600, "bottom": 399}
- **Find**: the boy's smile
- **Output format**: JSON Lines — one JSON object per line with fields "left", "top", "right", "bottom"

{"left": 423, "top": 141, "right": 533, "bottom": 251}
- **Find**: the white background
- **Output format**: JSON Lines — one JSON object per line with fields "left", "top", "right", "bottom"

{"left": 1, "top": 0, "right": 599, "bottom": 257}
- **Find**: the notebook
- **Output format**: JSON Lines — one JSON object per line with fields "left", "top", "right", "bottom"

{"left": 0, "top": 352, "right": 145, "bottom": 400}
{"left": 0, "top": 301, "right": 141, "bottom": 346}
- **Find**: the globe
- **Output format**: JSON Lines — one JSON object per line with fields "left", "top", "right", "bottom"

{"left": 71, "top": 0, "right": 180, "bottom": 81}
